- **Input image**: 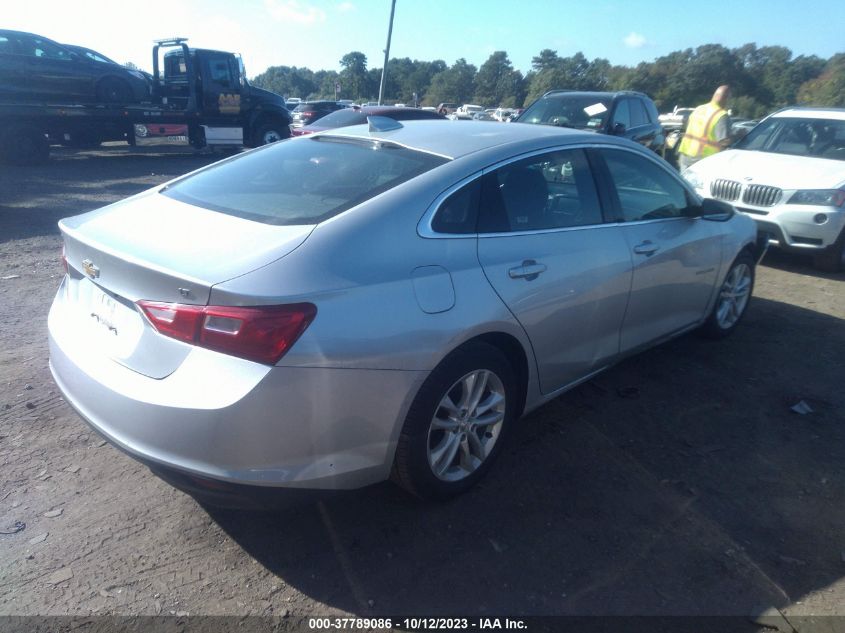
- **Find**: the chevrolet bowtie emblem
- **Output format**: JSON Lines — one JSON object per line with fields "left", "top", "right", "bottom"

{"left": 82, "top": 259, "right": 100, "bottom": 279}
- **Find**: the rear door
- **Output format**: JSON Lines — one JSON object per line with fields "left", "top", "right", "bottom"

{"left": 594, "top": 147, "right": 722, "bottom": 353}
{"left": 476, "top": 147, "right": 632, "bottom": 394}
{"left": 17, "top": 33, "right": 89, "bottom": 101}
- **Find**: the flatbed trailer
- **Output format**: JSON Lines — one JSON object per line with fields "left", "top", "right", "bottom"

{"left": 0, "top": 38, "right": 292, "bottom": 164}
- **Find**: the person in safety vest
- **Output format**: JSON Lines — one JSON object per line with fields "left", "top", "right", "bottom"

{"left": 677, "top": 85, "right": 733, "bottom": 171}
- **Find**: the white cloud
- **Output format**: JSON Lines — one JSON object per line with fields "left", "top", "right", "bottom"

{"left": 265, "top": 0, "right": 326, "bottom": 25}
{"left": 623, "top": 32, "right": 647, "bottom": 49}
{"left": 337, "top": 1, "right": 355, "bottom": 12}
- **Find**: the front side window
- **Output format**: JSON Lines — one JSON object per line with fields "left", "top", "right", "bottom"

{"left": 162, "top": 136, "right": 448, "bottom": 225}
{"left": 601, "top": 149, "right": 690, "bottom": 222}
{"left": 22, "top": 36, "right": 71, "bottom": 60}
{"left": 207, "top": 56, "right": 234, "bottom": 88}
{"left": 611, "top": 100, "right": 630, "bottom": 130}
{"left": 478, "top": 149, "right": 602, "bottom": 233}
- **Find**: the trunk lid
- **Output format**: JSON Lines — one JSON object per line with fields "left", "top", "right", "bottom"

{"left": 57, "top": 189, "right": 314, "bottom": 378}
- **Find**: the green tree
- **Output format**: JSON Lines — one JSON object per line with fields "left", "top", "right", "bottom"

{"left": 426, "top": 58, "right": 477, "bottom": 105}
{"left": 798, "top": 53, "right": 845, "bottom": 106}
{"left": 474, "top": 51, "right": 525, "bottom": 107}
{"left": 339, "top": 52, "right": 368, "bottom": 100}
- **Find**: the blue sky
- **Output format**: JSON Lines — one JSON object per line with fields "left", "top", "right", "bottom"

{"left": 6, "top": 0, "right": 842, "bottom": 78}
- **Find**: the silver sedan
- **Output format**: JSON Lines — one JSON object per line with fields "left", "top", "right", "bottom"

{"left": 49, "top": 119, "right": 762, "bottom": 506}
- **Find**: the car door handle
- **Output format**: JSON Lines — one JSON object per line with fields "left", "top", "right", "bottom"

{"left": 633, "top": 240, "right": 660, "bottom": 256}
{"left": 508, "top": 260, "right": 547, "bottom": 281}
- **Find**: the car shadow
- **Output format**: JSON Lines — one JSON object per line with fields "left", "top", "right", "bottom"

{"left": 205, "top": 296, "right": 845, "bottom": 616}
{"left": 760, "top": 248, "right": 844, "bottom": 282}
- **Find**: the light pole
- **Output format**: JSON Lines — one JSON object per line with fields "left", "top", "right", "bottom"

{"left": 377, "top": 0, "right": 396, "bottom": 106}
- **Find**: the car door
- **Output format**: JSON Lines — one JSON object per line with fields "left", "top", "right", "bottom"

{"left": 475, "top": 147, "right": 632, "bottom": 394}
{"left": 17, "top": 34, "right": 88, "bottom": 101}
{"left": 594, "top": 147, "right": 722, "bottom": 353}
{"left": 200, "top": 52, "right": 242, "bottom": 123}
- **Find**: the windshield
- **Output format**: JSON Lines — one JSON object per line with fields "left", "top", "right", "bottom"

{"left": 734, "top": 116, "right": 845, "bottom": 161}
{"left": 518, "top": 95, "right": 612, "bottom": 130}
{"left": 162, "top": 137, "right": 448, "bottom": 225}
{"left": 308, "top": 108, "right": 367, "bottom": 128}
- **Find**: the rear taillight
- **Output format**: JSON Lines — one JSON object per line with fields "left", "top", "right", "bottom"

{"left": 137, "top": 301, "right": 316, "bottom": 365}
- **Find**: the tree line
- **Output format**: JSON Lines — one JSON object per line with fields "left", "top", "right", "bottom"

{"left": 252, "top": 44, "right": 845, "bottom": 117}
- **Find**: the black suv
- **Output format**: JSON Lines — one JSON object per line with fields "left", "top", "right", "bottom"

{"left": 515, "top": 90, "right": 665, "bottom": 154}
{"left": 290, "top": 101, "right": 348, "bottom": 127}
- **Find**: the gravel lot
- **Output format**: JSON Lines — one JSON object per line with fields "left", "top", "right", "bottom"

{"left": 1, "top": 145, "right": 844, "bottom": 626}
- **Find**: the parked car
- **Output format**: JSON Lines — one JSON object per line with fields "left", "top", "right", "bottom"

{"left": 682, "top": 107, "right": 845, "bottom": 271}
{"left": 436, "top": 102, "right": 458, "bottom": 115}
{"left": 455, "top": 104, "right": 484, "bottom": 120}
{"left": 658, "top": 106, "right": 695, "bottom": 132}
{"left": 471, "top": 111, "right": 495, "bottom": 121}
{"left": 516, "top": 90, "right": 665, "bottom": 154}
{"left": 0, "top": 29, "right": 150, "bottom": 103}
{"left": 290, "top": 100, "right": 348, "bottom": 128}
{"left": 291, "top": 105, "right": 445, "bottom": 136}
{"left": 50, "top": 120, "right": 760, "bottom": 508}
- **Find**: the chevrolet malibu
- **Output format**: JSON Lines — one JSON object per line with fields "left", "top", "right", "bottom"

{"left": 49, "top": 119, "right": 762, "bottom": 507}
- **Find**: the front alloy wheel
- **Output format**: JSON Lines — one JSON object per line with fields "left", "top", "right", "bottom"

{"left": 701, "top": 252, "right": 755, "bottom": 338}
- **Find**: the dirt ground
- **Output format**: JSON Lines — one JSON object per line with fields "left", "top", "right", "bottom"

{"left": 1, "top": 145, "right": 844, "bottom": 628}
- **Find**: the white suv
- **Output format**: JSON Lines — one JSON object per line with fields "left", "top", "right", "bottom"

{"left": 682, "top": 107, "right": 845, "bottom": 271}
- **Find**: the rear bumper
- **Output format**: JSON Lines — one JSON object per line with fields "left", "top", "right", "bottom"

{"left": 49, "top": 295, "right": 427, "bottom": 492}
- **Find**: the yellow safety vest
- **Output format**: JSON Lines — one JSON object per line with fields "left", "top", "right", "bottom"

{"left": 678, "top": 102, "right": 728, "bottom": 159}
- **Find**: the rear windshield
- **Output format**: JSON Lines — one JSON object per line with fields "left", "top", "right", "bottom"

{"left": 161, "top": 137, "right": 448, "bottom": 225}
{"left": 734, "top": 116, "right": 845, "bottom": 161}
{"left": 519, "top": 95, "right": 612, "bottom": 130}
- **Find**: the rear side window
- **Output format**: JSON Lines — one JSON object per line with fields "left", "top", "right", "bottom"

{"left": 162, "top": 137, "right": 448, "bottom": 225}
{"left": 478, "top": 149, "right": 602, "bottom": 233}
{"left": 0, "top": 36, "right": 14, "bottom": 55}
{"left": 431, "top": 179, "right": 481, "bottom": 234}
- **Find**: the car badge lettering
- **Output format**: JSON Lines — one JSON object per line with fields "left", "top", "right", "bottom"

{"left": 82, "top": 259, "right": 100, "bottom": 279}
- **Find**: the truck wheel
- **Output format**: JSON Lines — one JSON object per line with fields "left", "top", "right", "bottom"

{"left": 97, "top": 77, "right": 133, "bottom": 104}
{"left": 252, "top": 121, "right": 290, "bottom": 146}
{"left": 0, "top": 124, "right": 49, "bottom": 165}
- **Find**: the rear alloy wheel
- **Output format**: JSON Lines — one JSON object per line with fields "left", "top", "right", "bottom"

{"left": 701, "top": 252, "right": 755, "bottom": 338}
{"left": 393, "top": 342, "right": 517, "bottom": 499}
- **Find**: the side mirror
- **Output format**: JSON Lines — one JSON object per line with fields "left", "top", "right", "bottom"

{"left": 612, "top": 122, "right": 626, "bottom": 135}
{"left": 698, "top": 198, "right": 735, "bottom": 222}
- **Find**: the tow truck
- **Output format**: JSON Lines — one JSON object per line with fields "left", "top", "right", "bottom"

{"left": 0, "top": 38, "right": 292, "bottom": 164}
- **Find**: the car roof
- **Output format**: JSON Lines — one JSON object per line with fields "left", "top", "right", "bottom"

{"left": 541, "top": 90, "right": 647, "bottom": 100}
{"left": 771, "top": 107, "right": 845, "bottom": 121}
{"left": 322, "top": 119, "right": 627, "bottom": 160}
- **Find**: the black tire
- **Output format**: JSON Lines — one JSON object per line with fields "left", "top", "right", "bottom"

{"left": 0, "top": 124, "right": 49, "bottom": 165}
{"left": 700, "top": 251, "right": 755, "bottom": 339}
{"left": 252, "top": 120, "right": 291, "bottom": 147}
{"left": 392, "top": 342, "right": 518, "bottom": 500}
{"left": 812, "top": 228, "right": 845, "bottom": 273}
{"left": 96, "top": 77, "right": 133, "bottom": 104}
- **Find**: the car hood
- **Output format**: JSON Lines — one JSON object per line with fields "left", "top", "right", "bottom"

{"left": 691, "top": 149, "right": 845, "bottom": 189}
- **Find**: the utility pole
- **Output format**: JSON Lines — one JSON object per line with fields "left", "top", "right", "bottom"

{"left": 377, "top": 0, "right": 396, "bottom": 106}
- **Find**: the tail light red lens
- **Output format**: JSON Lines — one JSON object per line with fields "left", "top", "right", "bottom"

{"left": 137, "top": 301, "right": 316, "bottom": 365}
